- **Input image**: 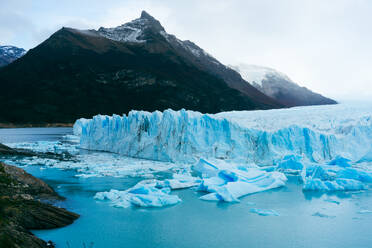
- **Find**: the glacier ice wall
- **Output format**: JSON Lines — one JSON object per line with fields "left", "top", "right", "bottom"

{"left": 75, "top": 104, "right": 372, "bottom": 165}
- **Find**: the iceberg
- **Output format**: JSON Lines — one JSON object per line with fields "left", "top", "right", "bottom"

{"left": 195, "top": 159, "right": 287, "bottom": 202}
{"left": 301, "top": 164, "right": 372, "bottom": 191}
{"left": 94, "top": 180, "right": 181, "bottom": 208}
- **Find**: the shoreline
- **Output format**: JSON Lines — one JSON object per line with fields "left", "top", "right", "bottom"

{"left": 0, "top": 162, "right": 79, "bottom": 248}
{"left": 0, "top": 123, "right": 73, "bottom": 128}
{"left": 0, "top": 144, "right": 79, "bottom": 247}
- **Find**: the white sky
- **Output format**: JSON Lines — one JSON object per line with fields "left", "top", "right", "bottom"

{"left": 1, "top": 0, "right": 371, "bottom": 102}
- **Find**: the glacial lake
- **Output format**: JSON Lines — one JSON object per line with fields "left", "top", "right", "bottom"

{"left": 1, "top": 127, "right": 372, "bottom": 248}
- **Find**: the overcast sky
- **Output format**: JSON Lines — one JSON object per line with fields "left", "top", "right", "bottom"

{"left": 1, "top": 0, "right": 371, "bottom": 102}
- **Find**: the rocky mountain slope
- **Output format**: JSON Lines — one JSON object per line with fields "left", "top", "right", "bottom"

{"left": 230, "top": 64, "right": 337, "bottom": 107}
{"left": 0, "top": 11, "right": 281, "bottom": 124}
{"left": 0, "top": 45, "right": 26, "bottom": 67}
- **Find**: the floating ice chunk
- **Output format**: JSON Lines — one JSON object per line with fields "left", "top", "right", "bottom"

{"left": 250, "top": 208, "right": 280, "bottom": 216}
{"left": 357, "top": 209, "right": 372, "bottom": 214}
{"left": 195, "top": 159, "right": 287, "bottom": 202}
{"left": 304, "top": 178, "right": 365, "bottom": 191}
{"left": 193, "top": 159, "right": 220, "bottom": 178}
{"left": 94, "top": 180, "right": 181, "bottom": 208}
{"left": 324, "top": 197, "right": 340, "bottom": 205}
{"left": 302, "top": 164, "right": 372, "bottom": 191}
{"left": 337, "top": 168, "right": 372, "bottom": 182}
{"left": 62, "top": 134, "right": 80, "bottom": 143}
{"left": 328, "top": 156, "right": 351, "bottom": 167}
{"left": 159, "top": 172, "right": 201, "bottom": 190}
{"left": 312, "top": 212, "right": 336, "bottom": 218}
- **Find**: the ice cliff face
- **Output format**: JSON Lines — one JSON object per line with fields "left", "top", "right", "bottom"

{"left": 75, "top": 104, "right": 372, "bottom": 166}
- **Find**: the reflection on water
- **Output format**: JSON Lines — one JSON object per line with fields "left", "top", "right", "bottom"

{"left": 1, "top": 128, "right": 372, "bottom": 248}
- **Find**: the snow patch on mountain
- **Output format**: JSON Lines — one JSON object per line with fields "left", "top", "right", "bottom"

{"left": 98, "top": 18, "right": 147, "bottom": 43}
{"left": 0, "top": 45, "right": 26, "bottom": 67}
{"left": 230, "top": 64, "right": 292, "bottom": 87}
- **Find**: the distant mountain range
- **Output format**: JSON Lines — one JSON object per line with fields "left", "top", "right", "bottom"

{"left": 0, "top": 45, "right": 26, "bottom": 67}
{"left": 0, "top": 11, "right": 336, "bottom": 124}
{"left": 230, "top": 64, "right": 337, "bottom": 107}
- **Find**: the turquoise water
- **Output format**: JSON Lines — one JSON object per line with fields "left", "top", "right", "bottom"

{"left": 1, "top": 128, "right": 372, "bottom": 248}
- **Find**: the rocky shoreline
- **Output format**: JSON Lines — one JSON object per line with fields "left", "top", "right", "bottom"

{"left": 0, "top": 144, "right": 79, "bottom": 248}
{"left": 0, "top": 123, "right": 73, "bottom": 128}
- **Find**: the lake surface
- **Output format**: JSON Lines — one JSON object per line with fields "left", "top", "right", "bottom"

{"left": 1, "top": 128, "right": 372, "bottom": 248}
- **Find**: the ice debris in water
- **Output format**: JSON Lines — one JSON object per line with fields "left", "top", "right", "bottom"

{"left": 324, "top": 197, "right": 340, "bottom": 205}
{"left": 3, "top": 141, "right": 185, "bottom": 178}
{"left": 159, "top": 172, "right": 201, "bottom": 190}
{"left": 312, "top": 212, "right": 336, "bottom": 218}
{"left": 250, "top": 208, "right": 280, "bottom": 216}
{"left": 273, "top": 154, "right": 372, "bottom": 191}
{"left": 301, "top": 163, "right": 372, "bottom": 191}
{"left": 194, "top": 159, "right": 287, "bottom": 202}
{"left": 94, "top": 180, "right": 181, "bottom": 208}
{"left": 357, "top": 209, "right": 372, "bottom": 214}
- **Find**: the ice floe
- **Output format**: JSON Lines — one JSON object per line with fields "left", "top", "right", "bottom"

{"left": 250, "top": 208, "right": 280, "bottom": 216}
{"left": 195, "top": 159, "right": 287, "bottom": 202}
{"left": 312, "top": 212, "right": 336, "bottom": 218}
{"left": 95, "top": 180, "right": 181, "bottom": 208}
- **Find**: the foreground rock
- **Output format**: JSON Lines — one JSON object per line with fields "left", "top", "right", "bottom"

{"left": 0, "top": 162, "right": 79, "bottom": 248}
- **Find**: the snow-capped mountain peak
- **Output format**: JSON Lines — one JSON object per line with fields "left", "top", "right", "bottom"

{"left": 96, "top": 11, "right": 215, "bottom": 60}
{"left": 0, "top": 45, "right": 26, "bottom": 67}
{"left": 97, "top": 11, "right": 165, "bottom": 43}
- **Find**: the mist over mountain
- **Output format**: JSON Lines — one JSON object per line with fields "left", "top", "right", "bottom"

{"left": 231, "top": 64, "right": 337, "bottom": 107}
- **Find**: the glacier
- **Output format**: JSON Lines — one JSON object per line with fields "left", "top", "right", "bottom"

{"left": 73, "top": 103, "right": 372, "bottom": 198}
{"left": 75, "top": 104, "right": 372, "bottom": 165}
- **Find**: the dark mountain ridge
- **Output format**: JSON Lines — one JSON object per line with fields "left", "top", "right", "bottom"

{"left": 0, "top": 11, "right": 282, "bottom": 124}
